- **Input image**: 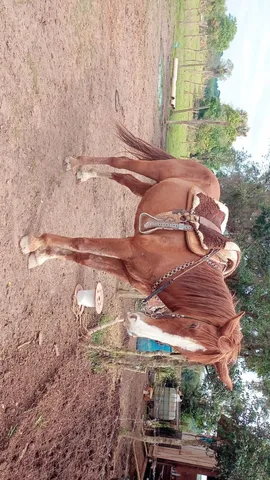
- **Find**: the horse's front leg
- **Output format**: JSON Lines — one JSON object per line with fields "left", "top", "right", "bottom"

{"left": 21, "top": 245, "right": 149, "bottom": 293}
{"left": 24, "top": 246, "right": 127, "bottom": 276}
{"left": 20, "top": 234, "right": 133, "bottom": 260}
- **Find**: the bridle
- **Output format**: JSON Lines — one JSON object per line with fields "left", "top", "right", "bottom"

{"left": 141, "top": 308, "right": 215, "bottom": 327}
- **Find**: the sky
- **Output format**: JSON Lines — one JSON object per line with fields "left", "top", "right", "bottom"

{"left": 219, "top": 0, "right": 270, "bottom": 162}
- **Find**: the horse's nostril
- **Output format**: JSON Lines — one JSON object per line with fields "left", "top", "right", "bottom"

{"left": 129, "top": 313, "right": 138, "bottom": 321}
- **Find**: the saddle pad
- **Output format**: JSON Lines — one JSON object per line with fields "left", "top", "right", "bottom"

{"left": 186, "top": 186, "right": 241, "bottom": 277}
{"left": 186, "top": 186, "right": 228, "bottom": 251}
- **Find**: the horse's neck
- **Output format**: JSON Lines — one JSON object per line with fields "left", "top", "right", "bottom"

{"left": 159, "top": 283, "right": 230, "bottom": 328}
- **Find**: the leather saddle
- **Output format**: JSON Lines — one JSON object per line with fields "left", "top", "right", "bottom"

{"left": 139, "top": 186, "right": 241, "bottom": 278}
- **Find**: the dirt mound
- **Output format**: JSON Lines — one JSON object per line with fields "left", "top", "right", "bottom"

{"left": 0, "top": 348, "right": 120, "bottom": 480}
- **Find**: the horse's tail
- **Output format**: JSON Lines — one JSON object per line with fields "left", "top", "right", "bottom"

{"left": 116, "top": 123, "right": 176, "bottom": 161}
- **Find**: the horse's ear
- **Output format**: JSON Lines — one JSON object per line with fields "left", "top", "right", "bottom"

{"left": 214, "top": 361, "right": 233, "bottom": 390}
{"left": 220, "top": 312, "right": 245, "bottom": 338}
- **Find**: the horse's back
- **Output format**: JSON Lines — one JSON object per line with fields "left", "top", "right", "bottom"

{"left": 134, "top": 178, "right": 205, "bottom": 231}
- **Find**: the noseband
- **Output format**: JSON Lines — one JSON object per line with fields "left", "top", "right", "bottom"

{"left": 141, "top": 306, "right": 215, "bottom": 327}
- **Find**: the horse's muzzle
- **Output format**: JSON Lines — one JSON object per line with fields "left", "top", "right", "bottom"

{"left": 126, "top": 312, "right": 143, "bottom": 337}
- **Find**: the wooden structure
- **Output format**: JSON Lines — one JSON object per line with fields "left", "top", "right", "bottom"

{"left": 147, "top": 433, "right": 218, "bottom": 479}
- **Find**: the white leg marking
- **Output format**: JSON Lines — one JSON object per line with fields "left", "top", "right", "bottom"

{"left": 127, "top": 313, "right": 206, "bottom": 352}
{"left": 76, "top": 168, "right": 112, "bottom": 183}
{"left": 28, "top": 251, "right": 56, "bottom": 269}
{"left": 63, "top": 156, "right": 78, "bottom": 171}
{"left": 76, "top": 168, "right": 98, "bottom": 183}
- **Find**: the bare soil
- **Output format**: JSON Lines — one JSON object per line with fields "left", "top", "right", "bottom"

{"left": 0, "top": 1, "right": 175, "bottom": 478}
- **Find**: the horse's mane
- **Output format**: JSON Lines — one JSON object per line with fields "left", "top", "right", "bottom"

{"left": 161, "top": 262, "right": 243, "bottom": 364}
{"left": 169, "top": 262, "right": 237, "bottom": 322}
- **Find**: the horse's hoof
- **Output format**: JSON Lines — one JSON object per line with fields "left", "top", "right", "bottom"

{"left": 20, "top": 235, "right": 32, "bottom": 255}
{"left": 63, "top": 156, "right": 77, "bottom": 172}
{"left": 28, "top": 251, "right": 48, "bottom": 269}
{"left": 28, "top": 252, "right": 39, "bottom": 269}
{"left": 20, "top": 235, "right": 42, "bottom": 255}
{"left": 76, "top": 168, "right": 98, "bottom": 183}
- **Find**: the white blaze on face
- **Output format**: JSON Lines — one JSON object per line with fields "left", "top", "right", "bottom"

{"left": 127, "top": 313, "right": 206, "bottom": 352}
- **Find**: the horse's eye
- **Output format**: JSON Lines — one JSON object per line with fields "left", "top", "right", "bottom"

{"left": 189, "top": 323, "right": 198, "bottom": 329}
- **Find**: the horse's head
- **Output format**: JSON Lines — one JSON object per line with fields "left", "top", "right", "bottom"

{"left": 127, "top": 311, "right": 244, "bottom": 390}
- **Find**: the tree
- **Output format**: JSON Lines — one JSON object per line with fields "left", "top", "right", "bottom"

{"left": 196, "top": 147, "right": 237, "bottom": 170}
{"left": 208, "top": 14, "right": 237, "bottom": 52}
{"left": 204, "top": 77, "right": 221, "bottom": 100}
{"left": 179, "top": 366, "right": 244, "bottom": 433}
{"left": 206, "top": 0, "right": 227, "bottom": 18}
{"left": 193, "top": 100, "right": 249, "bottom": 158}
{"left": 218, "top": 151, "right": 270, "bottom": 381}
{"left": 215, "top": 400, "right": 270, "bottom": 479}
{"left": 180, "top": 369, "right": 270, "bottom": 479}
{"left": 179, "top": 59, "right": 233, "bottom": 81}
{"left": 213, "top": 58, "right": 234, "bottom": 80}
{"left": 218, "top": 152, "right": 267, "bottom": 236}
{"left": 206, "top": 58, "right": 234, "bottom": 81}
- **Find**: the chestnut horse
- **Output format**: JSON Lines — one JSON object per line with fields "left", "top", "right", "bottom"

{"left": 20, "top": 126, "right": 243, "bottom": 389}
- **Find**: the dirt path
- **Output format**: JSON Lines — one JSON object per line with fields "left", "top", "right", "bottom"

{"left": 0, "top": 1, "right": 175, "bottom": 478}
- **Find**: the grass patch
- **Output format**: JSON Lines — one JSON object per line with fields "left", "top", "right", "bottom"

{"left": 35, "top": 415, "right": 48, "bottom": 428}
{"left": 88, "top": 351, "right": 105, "bottom": 374}
{"left": 91, "top": 314, "right": 114, "bottom": 345}
{"left": 8, "top": 425, "right": 17, "bottom": 438}
{"left": 166, "top": 0, "right": 207, "bottom": 157}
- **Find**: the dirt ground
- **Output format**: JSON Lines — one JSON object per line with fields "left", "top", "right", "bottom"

{"left": 0, "top": 1, "right": 175, "bottom": 478}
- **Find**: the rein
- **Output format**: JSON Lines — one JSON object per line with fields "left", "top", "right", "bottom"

{"left": 142, "top": 309, "right": 215, "bottom": 327}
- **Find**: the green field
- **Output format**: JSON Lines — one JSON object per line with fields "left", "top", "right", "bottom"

{"left": 166, "top": 0, "right": 207, "bottom": 157}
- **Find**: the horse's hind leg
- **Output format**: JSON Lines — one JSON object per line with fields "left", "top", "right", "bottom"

{"left": 64, "top": 155, "right": 163, "bottom": 181}
{"left": 110, "top": 157, "right": 220, "bottom": 197}
{"left": 65, "top": 155, "right": 172, "bottom": 182}
{"left": 64, "top": 156, "right": 111, "bottom": 171}
{"left": 76, "top": 169, "right": 153, "bottom": 197}
{"left": 111, "top": 173, "right": 153, "bottom": 196}
{"left": 64, "top": 155, "right": 219, "bottom": 196}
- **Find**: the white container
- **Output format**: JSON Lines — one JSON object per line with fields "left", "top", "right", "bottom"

{"left": 77, "top": 290, "right": 95, "bottom": 308}
{"left": 173, "top": 57, "right": 179, "bottom": 80}
{"left": 171, "top": 81, "right": 177, "bottom": 100}
{"left": 76, "top": 282, "right": 104, "bottom": 314}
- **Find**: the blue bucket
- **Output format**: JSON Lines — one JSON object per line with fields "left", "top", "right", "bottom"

{"left": 136, "top": 338, "right": 172, "bottom": 353}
